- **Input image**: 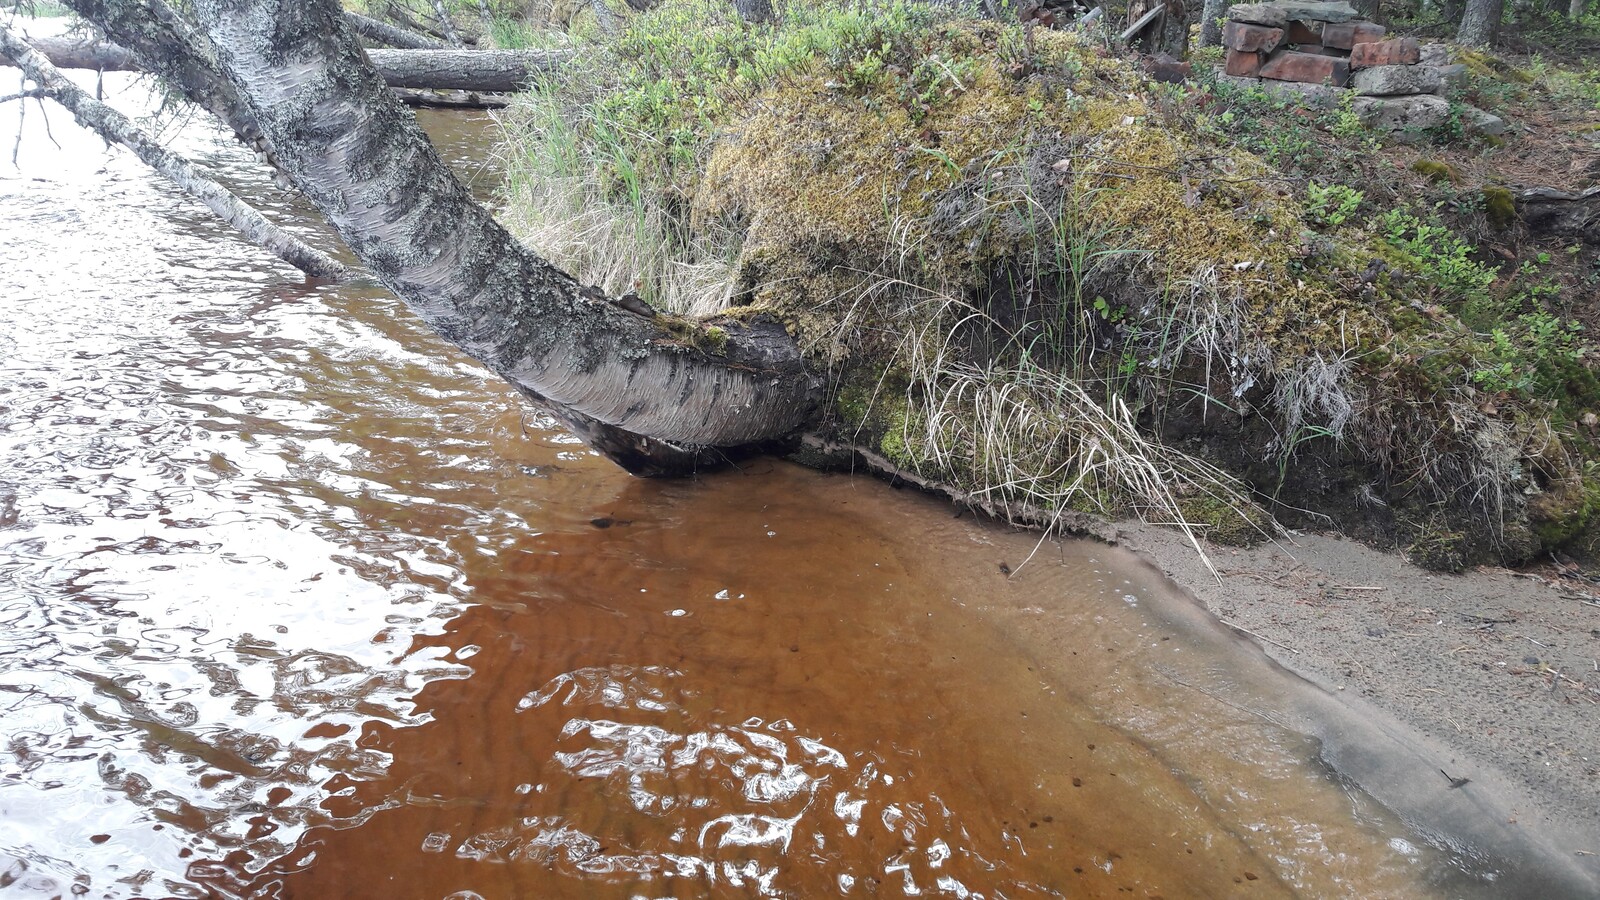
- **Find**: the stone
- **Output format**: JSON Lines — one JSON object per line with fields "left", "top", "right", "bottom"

{"left": 1286, "top": 20, "right": 1323, "bottom": 43}
{"left": 1419, "top": 42, "right": 1452, "bottom": 66}
{"left": 1354, "top": 94, "right": 1451, "bottom": 131}
{"left": 1351, "top": 64, "right": 1444, "bottom": 95}
{"left": 1224, "top": 21, "right": 1285, "bottom": 52}
{"left": 1225, "top": 48, "right": 1267, "bottom": 76}
{"left": 1297, "top": 44, "right": 1346, "bottom": 56}
{"left": 1350, "top": 37, "right": 1421, "bottom": 68}
{"left": 1272, "top": 0, "right": 1358, "bottom": 22}
{"left": 1143, "top": 54, "right": 1194, "bottom": 83}
{"left": 1438, "top": 63, "right": 1469, "bottom": 90}
{"left": 1259, "top": 50, "right": 1351, "bottom": 85}
{"left": 1322, "top": 20, "right": 1387, "bottom": 49}
{"left": 1460, "top": 103, "right": 1508, "bottom": 136}
{"left": 1216, "top": 73, "right": 1345, "bottom": 108}
{"left": 1227, "top": 3, "right": 1289, "bottom": 26}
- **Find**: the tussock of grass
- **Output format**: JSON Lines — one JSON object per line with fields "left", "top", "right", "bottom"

{"left": 498, "top": 0, "right": 1600, "bottom": 565}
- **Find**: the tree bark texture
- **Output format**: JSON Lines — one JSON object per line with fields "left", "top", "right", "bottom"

{"left": 189, "top": 0, "right": 818, "bottom": 460}
{"left": 1572, "top": 0, "right": 1587, "bottom": 20}
{"left": 2, "top": 39, "right": 571, "bottom": 92}
{"left": 60, "top": 0, "right": 273, "bottom": 174}
{"left": 1199, "top": 0, "right": 1226, "bottom": 46}
{"left": 1457, "top": 0, "right": 1504, "bottom": 45}
{"left": 346, "top": 11, "right": 447, "bottom": 49}
{"left": 0, "top": 23, "right": 352, "bottom": 281}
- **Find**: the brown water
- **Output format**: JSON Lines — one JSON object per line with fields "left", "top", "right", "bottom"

{"left": 0, "top": 57, "right": 1540, "bottom": 899}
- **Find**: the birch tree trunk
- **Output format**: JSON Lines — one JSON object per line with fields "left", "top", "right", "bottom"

{"left": 187, "top": 0, "right": 818, "bottom": 468}
{"left": 0, "top": 23, "right": 352, "bottom": 281}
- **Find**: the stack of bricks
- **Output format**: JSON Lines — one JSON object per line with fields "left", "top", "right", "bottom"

{"left": 1222, "top": 0, "right": 1433, "bottom": 95}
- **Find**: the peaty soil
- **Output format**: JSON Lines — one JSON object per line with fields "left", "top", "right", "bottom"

{"left": 1119, "top": 522, "right": 1600, "bottom": 883}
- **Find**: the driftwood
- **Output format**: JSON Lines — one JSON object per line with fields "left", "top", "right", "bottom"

{"left": 2, "top": 36, "right": 569, "bottom": 93}
{"left": 392, "top": 87, "right": 511, "bottom": 108}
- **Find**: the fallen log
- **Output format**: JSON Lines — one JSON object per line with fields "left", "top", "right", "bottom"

{"left": 345, "top": 11, "right": 446, "bottom": 49}
{"left": 2, "top": 36, "right": 569, "bottom": 93}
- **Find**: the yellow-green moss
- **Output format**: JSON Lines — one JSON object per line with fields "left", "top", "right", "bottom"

{"left": 1483, "top": 185, "right": 1516, "bottom": 229}
{"left": 1409, "top": 159, "right": 1455, "bottom": 183}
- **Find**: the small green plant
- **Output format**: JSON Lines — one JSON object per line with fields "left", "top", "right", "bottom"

{"left": 1306, "top": 182, "right": 1363, "bottom": 229}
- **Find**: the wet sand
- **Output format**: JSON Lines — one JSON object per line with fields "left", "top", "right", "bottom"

{"left": 1119, "top": 522, "right": 1600, "bottom": 892}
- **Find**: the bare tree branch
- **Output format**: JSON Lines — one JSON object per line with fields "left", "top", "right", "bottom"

{"left": 0, "top": 22, "right": 354, "bottom": 280}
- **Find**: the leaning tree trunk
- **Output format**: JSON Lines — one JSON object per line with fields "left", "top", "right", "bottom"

{"left": 1457, "top": 0, "right": 1504, "bottom": 45}
{"left": 0, "top": 23, "right": 352, "bottom": 281}
{"left": 1572, "top": 0, "right": 1587, "bottom": 20}
{"left": 60, "top": 0, "right": 269, "bottom": 168}
{"left": 346, "top": 11, "right": 447, "bottom": 49}
{"left": 189, "top": 0, "right": 818, "bottom": 471}
{"left": 430, "top": 0, "right": 467, "bottom": 47}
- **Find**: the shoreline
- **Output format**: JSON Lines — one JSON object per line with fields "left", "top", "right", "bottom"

{"left": 1114, "top": 522, "right": 1600, "bottom": 893}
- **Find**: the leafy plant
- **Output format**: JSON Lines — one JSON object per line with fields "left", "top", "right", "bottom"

{"left": 1305, "top": 182, "right": 1363, "bottom": 229}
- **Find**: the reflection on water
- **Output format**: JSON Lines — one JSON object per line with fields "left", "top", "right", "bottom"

{"left": 0, "top": 56, "right": 1532, "bottom": 900}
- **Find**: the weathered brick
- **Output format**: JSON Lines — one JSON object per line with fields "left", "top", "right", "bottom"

{"left": 1224, "top": 21, "right": 1285, "bottom": 52}
{"left": 1350, "top": 37, "right": 1421, "bottom": 68}
{"left": 1259, "top": 50, "right": 1351, "bottom": 85}
{"left": 1286, "top": 20, "right": 1323, "bottom": 43}
{"left": 1225, "top": 48, "right": 1266, "bottom": 76}
{"left": 1322, "top": 20, "right": 1386, "bottom": 49}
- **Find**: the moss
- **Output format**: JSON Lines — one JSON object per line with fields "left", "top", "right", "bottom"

{"left": 1483, "top": 185, "right": 1517, "bottom": 229}
{"left": 1409, "top": 159, "right": 1455, "bottom": 183}
{"left": 1178, "top": 495, "right": 1270, "bottom": 547}
{"left": 1457, "top": 50, "right": 1533, "bottom": 84}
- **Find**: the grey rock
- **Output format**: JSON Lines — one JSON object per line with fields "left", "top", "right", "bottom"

{"left": 1419, "top": 42, "right": 1452, "bottom": 66}
{"left": 1351, "top": 64, "right": 1444, "bottom": 96}
{"left": 1460, "top": 103, "right": 1508, "bottom": 136}
{"left": 1228, "top": 3, "right": 1288, "bottom": 26}
{"left": 1437, "top": 63, "right": 1469, "bottom": 91}
{"left": 1214, "top": 72, "right": 1343, "bottom": 109}
{"left": 1354, "top": 93, "right": 1452, "bottom": 131}
{"left": 1273, "top": 0, "right": 1359, "bottom": 22}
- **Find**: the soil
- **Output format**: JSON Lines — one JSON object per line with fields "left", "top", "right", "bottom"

{"left": 1118, "top": 520, "right": 1600, "bottom": 885}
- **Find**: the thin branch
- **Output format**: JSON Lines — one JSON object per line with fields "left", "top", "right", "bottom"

{"left": 0, "top": 23, "right": 354, "bottom": 280}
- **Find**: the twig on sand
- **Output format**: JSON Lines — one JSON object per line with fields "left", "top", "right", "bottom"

{"left": 1221, "top": 619, "right": 1299, "bottom": 654}
{"left": 1335, "top": 585, "right": 1384, "bottom": 592}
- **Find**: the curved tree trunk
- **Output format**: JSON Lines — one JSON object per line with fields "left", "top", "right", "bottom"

{"left": 189, "top": 0, "right": 818, "bottom": 467}
{"left": 1199, "top": 0, "right": 1226, "bottom": 46}
{"left": 0, "top": 23, "right": 352, "bottom": 281}
{"left": 60, "top": 0, "right": 274, "bottom": 173}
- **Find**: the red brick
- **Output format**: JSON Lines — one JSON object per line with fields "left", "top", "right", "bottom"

{"left": 1286, "top": 20, "right": 1323, "bottom": 43}
{"left": 1321, "top": 20, "right": 1386, "bottom": 49}
{"left": 1223, "top": 21, "right": 1285, "bottom": 53}
{"left": 1349, "top": 36, "right": 1421, "bottom": 68}
{"left": 1259, "top": 50, "right": 1351, "bottom": 85}
{"left": 1225, "top": 48, "right": 1266, "bottom": 76}
{"left": 1294, "top": 44, "right": 1346, "bottom": 55}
